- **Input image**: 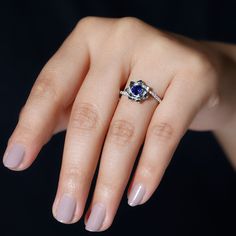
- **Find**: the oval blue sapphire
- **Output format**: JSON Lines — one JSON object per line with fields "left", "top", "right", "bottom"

{"left": 131, "top": 85, "right": 143, "bottom": 96}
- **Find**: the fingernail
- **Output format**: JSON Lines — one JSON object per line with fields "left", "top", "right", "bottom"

{"left": 55, "top": 194, "right": 76, "bottom": 224}
{"left": 128, "top": 184, "right": 146, "bottom": 207}
{"left": 85, "top": 203, "right": 106, "bottom": 232}
{"left": 3, "top": 143, "right": 25, "bottom": 169}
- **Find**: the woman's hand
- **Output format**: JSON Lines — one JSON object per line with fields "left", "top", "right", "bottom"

{"left": 3, "top": 17, "right": 236, "bottom": 232}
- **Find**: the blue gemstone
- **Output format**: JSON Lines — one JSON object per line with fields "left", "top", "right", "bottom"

{"left": 131, "top": 85, "right": 143, "bottom": 96}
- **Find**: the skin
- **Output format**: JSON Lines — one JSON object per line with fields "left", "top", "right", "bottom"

{"left": 2, "top": 17, "right": 236, "bottom": 231}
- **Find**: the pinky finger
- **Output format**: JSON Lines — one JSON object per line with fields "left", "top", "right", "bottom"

{"left": 127, "top": 77, "right": 209, "bottom": 206}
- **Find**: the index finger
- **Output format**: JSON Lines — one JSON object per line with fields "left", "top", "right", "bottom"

{"left": 3, "top": 23, "right": 89, "bottom": 170}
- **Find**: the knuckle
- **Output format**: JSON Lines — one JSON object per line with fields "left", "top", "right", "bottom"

{"left": 118, "top": 17, "right": 142, "bottom": 28}
{"left": 17, "top": 117, "right": 36, "bottom": 133}
{"left": 75, "top": 16, "right": 99, "bottom": 32}
{"left": 150, "top": 122, "right": 175, "bottom": 142}
{"left": 15, "top": 106, "right": 54, "bottom": 144}
{"left": 139, "top": 162, "right": 157, "bottom": 179}
{"left": 71, "top": 103, "right": 99, "bottom": 131}
{"left": 31, "top": 68, "right": 60, "bottom": 103}
{"left": 63, "top": 166, "right": 88, "bottom": 190}
{"left": 108, "top": 119, "right": 135, "bottom": 145}
{"left": 66, "top": 165, "right": 87, "bottom": 181}
{"left": 13, "top": 121, "right": 43, "bottom": 143}
{"left": 114, "top": 17, "right": 143, "bottom": 38}
{"left": 98, "top": 178, "right": 118, "bottom": 195}
{"left": 78, "top": 16, "right": 97, "bottom": 25}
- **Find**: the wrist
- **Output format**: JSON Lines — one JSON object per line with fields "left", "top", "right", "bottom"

{"left": 205, "top": 40, "right": 236, "bottom": 128}
{"left": 204, "top": 41, "right": 236, "bottom": 168}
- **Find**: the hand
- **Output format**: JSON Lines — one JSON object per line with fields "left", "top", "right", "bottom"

{"left": 3, "top": 17, "right": 236, "bottom": 232}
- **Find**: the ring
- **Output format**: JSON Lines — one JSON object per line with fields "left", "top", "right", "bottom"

{"left": 120, "top": 80, "right": 162, "bottom": 103}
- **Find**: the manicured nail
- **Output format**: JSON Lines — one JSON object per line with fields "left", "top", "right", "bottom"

{"left": 128, "top": 184, "right": 146, "bottom": 207}
{"left": 85, "top": 203, "right": 106, "bottom": 232}
{"left": 3, "top": 143, "right": 25, "bottom": 169}
{"left": 55, "top": 194, "right": 76, "bottom": 224}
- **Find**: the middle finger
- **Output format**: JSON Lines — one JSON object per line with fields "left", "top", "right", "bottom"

{"left": 52, "top": 56, "right": 126, "bottom": 224}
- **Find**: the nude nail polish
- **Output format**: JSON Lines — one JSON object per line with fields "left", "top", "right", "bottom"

{"left": 128, "top": 184, "right": 146, "bottom": 207}
{"left": 55, "top": 194, "right": 76, "bottom": 224}
{"left": 3, "top": 143, "right": 25, "bottom": 169}
{"left": 85, "top": 203, "right": 106, "bottom": 232}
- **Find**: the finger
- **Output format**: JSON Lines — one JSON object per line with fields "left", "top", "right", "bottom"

{"left": 84, "top": 71, "right": 169, "bottom": 231}
{"left": 127, "top": 77, "right": 209, "bottom": 206}
{"left": 2, "top": 26, "right": 89, "bottom": 171}
{"left": 52, "top": 54, "right": 129, "bottom": 224}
